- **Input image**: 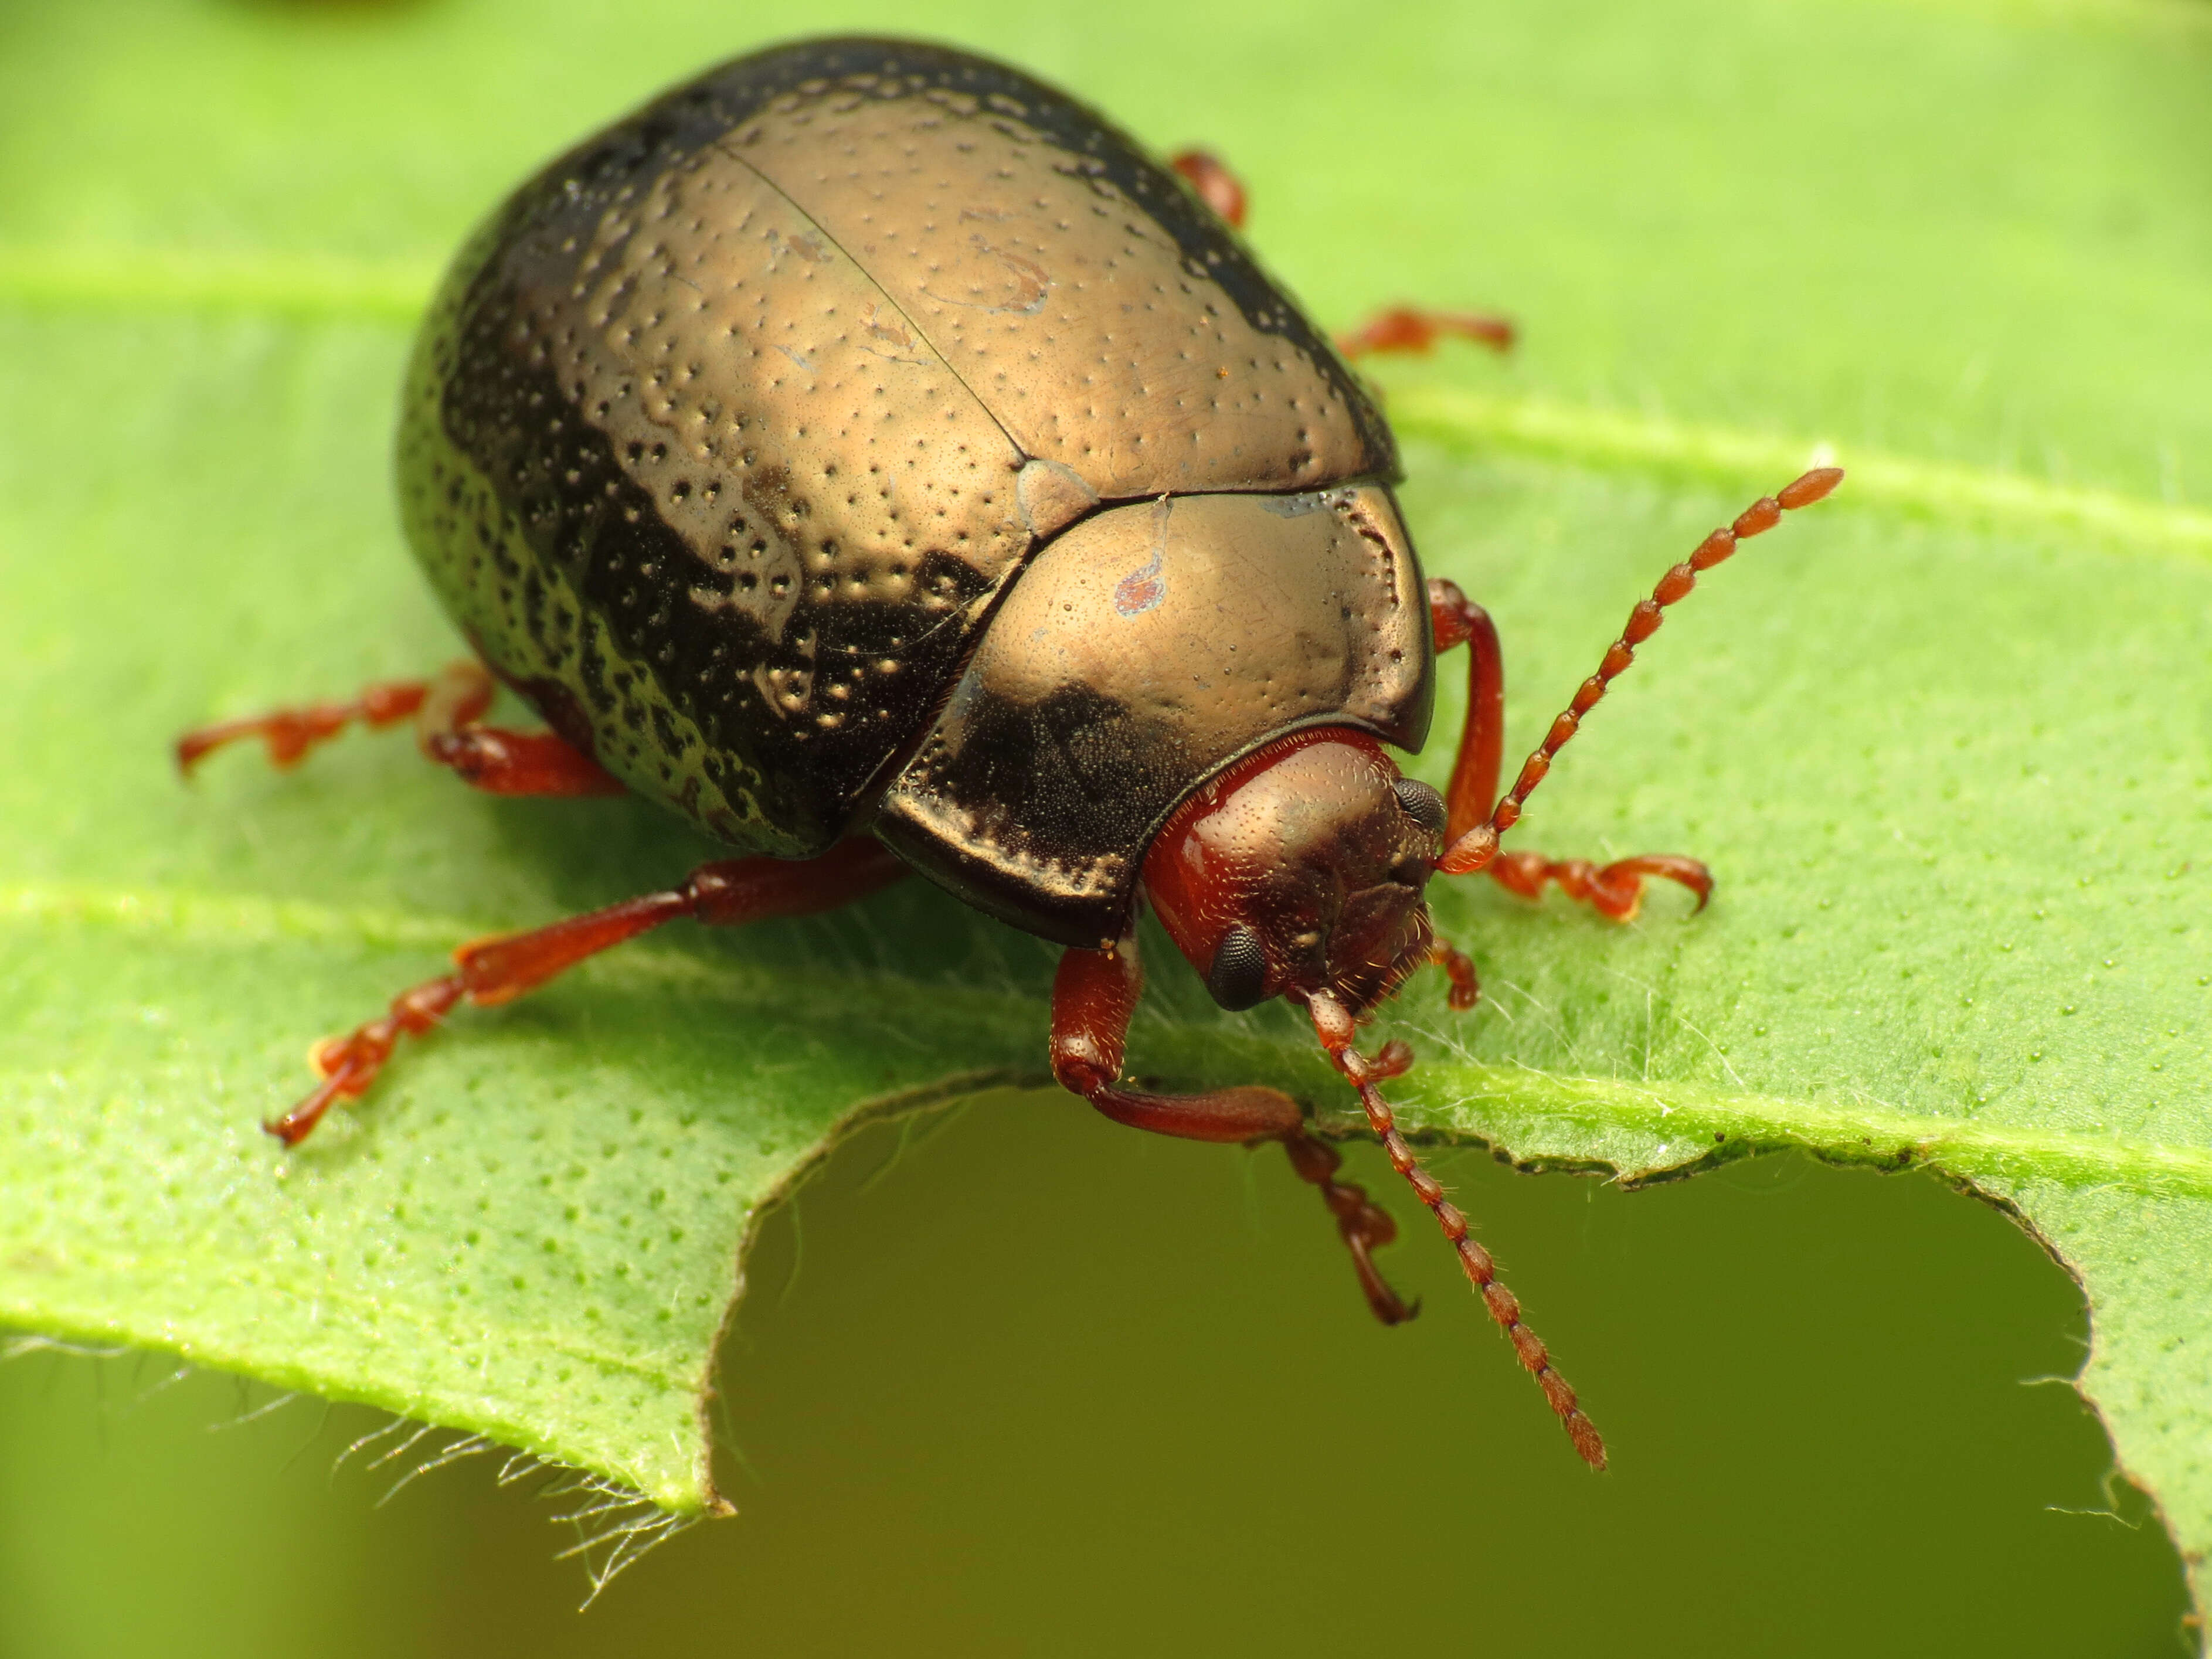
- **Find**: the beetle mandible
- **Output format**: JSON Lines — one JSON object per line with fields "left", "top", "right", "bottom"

{"left": 179, "top": 36, "right": 1841, "bottom": 1467}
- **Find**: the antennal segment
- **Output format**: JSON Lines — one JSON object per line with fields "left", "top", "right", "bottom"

{"left": 1439, "top": 467, "right": 1843, "bottom": 876}
{"left": 1308, "top": 991, "right": 1608, "bottom": 1470}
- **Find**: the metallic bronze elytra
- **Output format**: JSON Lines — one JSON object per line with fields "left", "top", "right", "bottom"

{"left": 396, "top": 36, "right": 1394, "bottom": 864}
{"left": 177, "top": 35, "right": 1846, "bottom": 1469}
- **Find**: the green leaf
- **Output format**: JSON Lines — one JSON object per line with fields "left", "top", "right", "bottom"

{"left": 1, "top": 0, "right": 2207, "bottom": 1620}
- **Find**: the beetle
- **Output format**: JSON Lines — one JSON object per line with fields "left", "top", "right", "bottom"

{"left": 178, "top": 36, "right": 1840, "bottom": 1467}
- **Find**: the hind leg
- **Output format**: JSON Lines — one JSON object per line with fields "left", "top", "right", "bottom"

{"left": 177, "top": 660, "right": 624, "bottom": 797}
{"left": 1169, "top": 149, "right": 1248, "bottom": 227}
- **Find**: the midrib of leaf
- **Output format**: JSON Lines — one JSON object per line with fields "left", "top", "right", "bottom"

{"left": 1376, "top": 1061, "right": 2212, "bottom": 1200}
{"left": 7, "top": 240, "right": 2206, "bottom": 557}
{"left": 0, "top": 245, "right": 437, "bottom": 322}
{"left": 1386, "top": 386, "right": 2212, "bottom": 559}
{"left": 12, "top": 881, "right": 2208, "bottom": 1204}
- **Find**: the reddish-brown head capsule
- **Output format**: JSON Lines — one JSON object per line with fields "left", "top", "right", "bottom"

{"left": 1142, "top": 730, "right": 1445, "bottom": 1017}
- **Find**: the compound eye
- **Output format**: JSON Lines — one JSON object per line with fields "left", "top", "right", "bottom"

{"left": 1392, "top": 778, "right": 1448, "bottom": 837}
{"left": 1205, "top": 925, "right": 1270, "bottom": 1011}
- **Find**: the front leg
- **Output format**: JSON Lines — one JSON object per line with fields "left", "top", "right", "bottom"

{"left": 1435, "top": 468, "right": 1843, "bottom": 884}
{"left": 1049, "top": 931, "right": 1415, "bottom": 1324}
{"left": 1428, "top": 576, "right": 1711, "bottom": 922}
{"left": 1487, "top": 851, "right": 1711, "bottom": 922}
{"left": 1428, "top": 577, "right": 1506, "bottom": 844}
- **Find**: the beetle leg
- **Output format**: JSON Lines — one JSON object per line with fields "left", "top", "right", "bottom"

{"left": 1336, "top": 306, "right": 1514, "bottom": 359}
{"left": 266, "top": 838, "right": 909, "bottom": 1145}
{"left": 1161, "top": 159, "right": 1510, "bottom": 355}
{"left": 176, "top": 677, "right": 431, "bottom": 774}
{"left": 1168, "top": 149, "right": 1247, "bottom": 229}
{"left": 1308, "top": 990, "right": 1607, "bottom": 1471}
{"left": 407, "top": 661, "right": 626, "bottom": 797}
{"left": 1432, "top": 469, "right": 1847, "bottom": 899}
{"left": 1428, "top": 577, "right": 1506, "bottom": 844}
{"left": 1487, "top": 851, "right": 1711, "bottom": 923}
{"left": 1049, "top": 932, "right": 1416, "bottom": 1325}
{"left": 1429, "top": 939, "right": 1480, "bottom": 1011}
{"left": 1428, "top": 580, "right": 1683, "bottom": 921}
{"left": 176, "top": 659, "right": 627, "bottom": 798}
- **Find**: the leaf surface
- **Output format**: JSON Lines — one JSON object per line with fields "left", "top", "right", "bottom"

{"left": 0, "top": 0, "right": 2206, "bottom": 1613}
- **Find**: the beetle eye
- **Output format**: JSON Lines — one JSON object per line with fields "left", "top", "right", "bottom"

{"left": 1205, "top": 926, "right": 1271, "bottom": 1011}
{"left": 1392, "top": 778, "right": 1448, "bottom": 837}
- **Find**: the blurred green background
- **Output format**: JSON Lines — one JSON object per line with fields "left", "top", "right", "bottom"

{"left": 3, "top": 0, "right": 2207, "bottom": 1650}
{"left": 0, "top": 1106, "right": 2193, "bottom": 1654}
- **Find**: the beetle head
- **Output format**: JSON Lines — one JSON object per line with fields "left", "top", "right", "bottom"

{"left": 1141, "top": 729, "right": 1445, "bottom": 1017}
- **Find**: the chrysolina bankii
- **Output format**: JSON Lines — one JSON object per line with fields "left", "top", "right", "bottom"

{"left": 176, "top": 36, "right": 1843, "bottom": 1468}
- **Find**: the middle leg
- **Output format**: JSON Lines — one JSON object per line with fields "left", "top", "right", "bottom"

{"left": 270, "top": 837, "right": 909, "bottom": 1145}
{"left": 1160, "top": 148, "right": 1514, "bottom": 360}
{"left": 1337, "top": 306, "right": 1515, "bottom": 359}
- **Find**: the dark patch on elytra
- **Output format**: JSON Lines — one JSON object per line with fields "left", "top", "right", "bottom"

{"left": 426, "top": 294, "right": 999, "bottom": 852}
